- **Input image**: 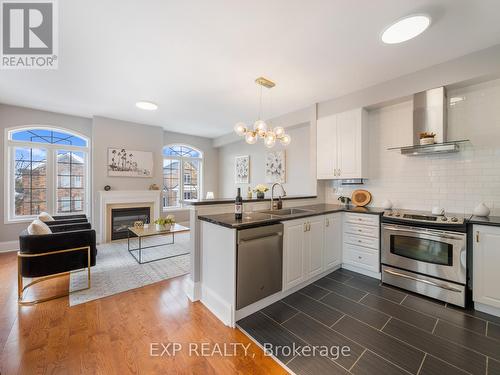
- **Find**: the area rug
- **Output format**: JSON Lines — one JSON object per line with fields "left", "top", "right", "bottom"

{"left": 69, "top": 232, "right": 190, "bottom": 306}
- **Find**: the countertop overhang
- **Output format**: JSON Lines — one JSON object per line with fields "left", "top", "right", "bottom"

{"left": 181, "top": 195, "right": 317, "bottom": 206}
{"left": 198, "top": 204, "right": 385, "bottom": 229}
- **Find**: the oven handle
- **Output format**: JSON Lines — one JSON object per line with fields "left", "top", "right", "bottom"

{"left": 383, "top": 269, "right": 463, "bottom": 293}
{"left": 382, "top": 224, "right": 465, "bottom": 241}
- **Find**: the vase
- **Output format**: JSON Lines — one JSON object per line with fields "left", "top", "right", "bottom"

{"left": 155, "top": 224, "right": 172, "bottom": 231}
{"left": 473, "top": 203, "right": 490, "bottom": 217}
{"left": 257, "top": 192, "right": 265, "bottom": 199}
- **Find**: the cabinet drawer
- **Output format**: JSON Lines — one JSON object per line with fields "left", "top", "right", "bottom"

{"left": 344, "top": 222, "right": 379, "bottom": 238}
{"left": 344, "top": 233, "right": 379, "bottom": 250}
{"left": 343, "top": 244, "right": 379, "bottom": 272}
{"left": 344, "top": 213, "right": 379, "bottom": 227}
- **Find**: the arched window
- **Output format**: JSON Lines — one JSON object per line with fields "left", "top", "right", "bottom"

{"left": 6, "top": 127, "right": 90, "bottom": 221}
{"left": 162, "top": 145, "right": 203, "bottom": 208}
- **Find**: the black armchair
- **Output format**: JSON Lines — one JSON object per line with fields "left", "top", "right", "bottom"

{"left": 18, "top": 222, "right": 97, "bottom": 305}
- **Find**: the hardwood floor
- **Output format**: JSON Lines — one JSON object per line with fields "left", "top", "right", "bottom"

{"left": 0, "top": 251, "right": 286, "bottom": 374}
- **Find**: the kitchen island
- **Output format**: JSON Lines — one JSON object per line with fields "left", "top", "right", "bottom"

{"left": 195, "top": 203, "right": 384, "bottom": 327}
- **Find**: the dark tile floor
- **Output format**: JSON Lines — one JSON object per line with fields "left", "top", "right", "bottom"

{"left": 237, "top": 268, "right": 500, "bottom": 375}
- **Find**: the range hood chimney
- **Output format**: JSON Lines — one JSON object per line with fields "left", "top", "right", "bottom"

{"left": 388, "top": 87, "right": 469, "bottom": 155}
{"left": 413, "top": 87, "right": 447, "bottom": 144}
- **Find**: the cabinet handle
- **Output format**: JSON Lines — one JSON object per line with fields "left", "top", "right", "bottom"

{"left": 326, "top": 218, "right": 330, "bottom": 227}
{"left": 358, "top": 256, "right": 362, "bottom": 259}
{"left": 307, "top": 222, "right": 311, "bottom": 231}
{"left": 476, "top": 231, "right": 480, "bottom": 242}
{"left": 304, "top": 223, "right": 307, "bottom": 232}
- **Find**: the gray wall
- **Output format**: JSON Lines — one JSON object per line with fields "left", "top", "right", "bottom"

{"left": 0, "top": 104, "right": 92, "bottom": 243}
{"left": 92, "top": 116, "right": 165, "bottom": 231}
{"left": 91, "top": 116, "right": 218, "bottom": 228}
{"left": 218, "top": 124, "right": 314, "bottom": 198}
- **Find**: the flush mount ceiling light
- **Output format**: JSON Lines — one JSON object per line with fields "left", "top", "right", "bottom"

{"left": 234, "top": 77, "right": 291, "bottom": 148}
{"left": 381, "top": 15, "right": 431, "bottom": 44}
{"left": 135, "top": 101, "right": 158, "bottom": 111}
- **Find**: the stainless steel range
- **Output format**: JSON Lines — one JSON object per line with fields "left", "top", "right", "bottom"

{"left": 381, "top": 209, "right": 471, "bottom": 307}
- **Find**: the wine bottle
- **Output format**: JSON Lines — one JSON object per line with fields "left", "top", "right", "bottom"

{"left": 235, "top": 188, "right": 243, "bottom": 220}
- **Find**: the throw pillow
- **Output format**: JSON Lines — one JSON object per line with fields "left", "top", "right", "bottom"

{"left": 38, "top": 211, "right": 55, "bottom": 222}
{"left": 27, "top": 219, "right": 52, "bottom": 235}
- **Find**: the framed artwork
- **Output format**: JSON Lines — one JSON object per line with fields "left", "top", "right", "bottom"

{"left": 107, "top": 148, "right": 153, "bottom": 177}
{"left": 265, "top": 150, "right": 286, "bottom": 183}
{"left": 235, "top": 155, "right": 250, "bottom": 184}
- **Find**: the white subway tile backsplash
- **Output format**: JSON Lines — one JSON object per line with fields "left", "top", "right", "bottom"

{"left": 324, "top": 79, "right": 500, "bottom": 215}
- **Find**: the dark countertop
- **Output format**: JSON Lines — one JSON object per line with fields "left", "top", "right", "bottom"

{"left": 198, "top": 204, "right": 385, "bottom": 229}
{"left": 468, "top": 215, "right": 500, "bottom": 227}
{"left": 181, "top": 195, "right": 317, "bottom": 206}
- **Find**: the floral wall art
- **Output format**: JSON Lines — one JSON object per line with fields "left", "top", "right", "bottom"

{"left": 107, "top": 148, "right": 153, "bottom": 177}
{"left": 235, "top": 155, "right": 250, "bottom": 184}
{"left": 265, "top": 150, "right": 286, "bottom": 183}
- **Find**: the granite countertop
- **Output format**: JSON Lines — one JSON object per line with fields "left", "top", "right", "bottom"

{"left": 198, "top": 204, "right": 385, "bottom": 229}
{"left": 468, "top": 215, "right": 500, "bottom": 227}
{"left": 181, "top": 195, "right": 317, "bottom": 206}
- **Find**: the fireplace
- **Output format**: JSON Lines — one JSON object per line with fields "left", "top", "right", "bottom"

{"left": 111, "top": 207, "right": 150, "bottom": 240}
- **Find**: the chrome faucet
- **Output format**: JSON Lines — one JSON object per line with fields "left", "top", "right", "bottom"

{"left": 271, "top": 183, "right": 287, "bottom": 210}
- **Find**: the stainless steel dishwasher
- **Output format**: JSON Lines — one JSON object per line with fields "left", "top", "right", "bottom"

{"left": 236, "top": 224, "right": 283, "bottom": 310}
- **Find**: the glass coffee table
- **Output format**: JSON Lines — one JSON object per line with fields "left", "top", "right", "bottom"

{"left": 127, "top": 224, "right": 190, "bottom": 264}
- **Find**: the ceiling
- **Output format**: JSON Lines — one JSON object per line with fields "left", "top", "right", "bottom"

{"left": 1, "top": 0, "right": 500, "bottom": 138}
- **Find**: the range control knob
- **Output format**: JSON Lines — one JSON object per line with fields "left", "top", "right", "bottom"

{"left": 451, "top": 217, "right": 459, "bottom": 222}
{"left": 394, "top": 213, "right": 401, "bottom": 217}
{"left": 441, "top": 217, "right": 448, "bottom": 221}
{"left": 387, "top": 212, "right": 393, "bottom": 216}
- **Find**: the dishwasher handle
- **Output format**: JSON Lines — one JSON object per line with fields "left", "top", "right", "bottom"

{"left": 238, "top": 232, "right": 282, "bottom": 244}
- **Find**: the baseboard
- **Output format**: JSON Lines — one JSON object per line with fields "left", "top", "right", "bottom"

{"left": 474, "top": 302, "right": 500, "bottom": 317}
{"left": 185, "top": 278, "right": 201, "bottom": 302}
{"left": 200, "top": 285, "right": 234, "bottom": 327}
{"left": 0, "top": 240, "right": 18, "bottom": 253}
{"left": 342, "top": 263, "right": 381, "bottom": 280}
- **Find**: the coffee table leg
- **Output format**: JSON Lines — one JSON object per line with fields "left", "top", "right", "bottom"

{"left": 139, "top": 236, "right": 142, "bottom": 263}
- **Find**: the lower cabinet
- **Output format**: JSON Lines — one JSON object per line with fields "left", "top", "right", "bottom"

{"left": 342, "top": 213, "right": 380, "bottom": 276}
{"left": 283, "top": 213, "right": 341, "bottom": 291}
{"left": 324, "top": 214, "right": 342, "bottom": 269}
{"left": 473, "top": 225, "right": 500, "bottom": 311}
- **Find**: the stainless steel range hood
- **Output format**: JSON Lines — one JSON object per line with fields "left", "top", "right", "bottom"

{"left": 388, "top": 87, "right": 469, "bottom": 155}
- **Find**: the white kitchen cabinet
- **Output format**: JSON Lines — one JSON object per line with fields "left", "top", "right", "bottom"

{"left": 324, "top": 213, "right": 342, "bottom": 269}
{"left": 473, "top": 225, "right": 500, "bottom": 314}
{"left": 305, "top": 217, "right": 325, "bottom": 278}
{"left": 316, "top": 108, "right": 368, "bottom": 180}
{"left": 283, "top": 216, "right": 326, "bottom": 291}
{"left": 283, "top": 220, "right": 306, "bottom": 290}
{"left": 342, "top": 213, "right": 380, "bottom": 278}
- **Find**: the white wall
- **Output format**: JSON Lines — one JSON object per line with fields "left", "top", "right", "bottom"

{"left": 218, "top": 124, "right": 314, "bottom": 198}
{"left": 325, "top": 78, "right": 500, "bottom": 216}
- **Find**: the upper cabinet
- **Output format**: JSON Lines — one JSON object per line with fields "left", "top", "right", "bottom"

{"left": 316, "top": 108, "right": 368, "bottom": 180}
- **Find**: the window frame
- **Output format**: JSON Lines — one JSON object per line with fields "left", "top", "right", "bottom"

{"left": 4, "top": 126, "right": 90, "bottom": 223}
{"left": 162, "top": 144, "right": 203, "bottom": 210}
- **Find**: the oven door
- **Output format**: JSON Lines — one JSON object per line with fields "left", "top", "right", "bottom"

{"left": 382, "top": 224, "right": 466, "bottom": 284}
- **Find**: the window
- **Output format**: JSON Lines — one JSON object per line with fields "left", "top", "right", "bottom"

{"left": 163, "top": 145, "right": 203, "bottom": 208}
{"left": 6, "top": 127, "right": 89, "bottom": 221}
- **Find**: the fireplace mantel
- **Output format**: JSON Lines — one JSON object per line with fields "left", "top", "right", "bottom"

{"left": 97, "top": 190, "right": 161, "bottom": 243}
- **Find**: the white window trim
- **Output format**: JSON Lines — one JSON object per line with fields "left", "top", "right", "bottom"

{"left": 4, "top": 126, "right": 91, "bottom": 224}
{"left": 162, "top": 144, "right": 203, "bottom": 210}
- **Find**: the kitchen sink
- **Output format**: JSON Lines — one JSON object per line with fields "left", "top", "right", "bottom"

{"left": 258, "top": 208, "right": 314, "bottom": 217}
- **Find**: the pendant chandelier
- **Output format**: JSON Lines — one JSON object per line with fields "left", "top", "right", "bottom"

{"left": 234, "top": 77, "right": 291, "bottom": 148}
